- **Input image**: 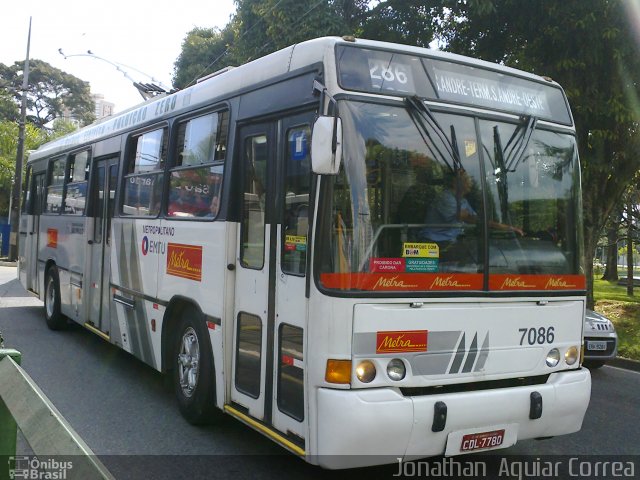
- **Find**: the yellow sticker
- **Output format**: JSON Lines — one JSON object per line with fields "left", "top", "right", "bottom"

{"left": 285, "top": 235, "right": 307, "bottom": 245}
{"left": 402, "top": 242, "right": 439, "bottom": 258}
{"left": 465, "top": 140, "right": 477, "bottom": 157}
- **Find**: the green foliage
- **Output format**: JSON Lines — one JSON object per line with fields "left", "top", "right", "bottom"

{"left": 0, "top": 120, "right": 47, "bottom": 217}
{"left": 594, "top": 279, "right": 640, "bottom": 360}
{"left": 360, "top": 0, "right": 437, "bottom": 47}
{"left": 1, "top": 59, "right": 95, "bottom": 128}
{"left": 173, "top": 27, "right": 236, "bottom": 89}
{"left": 0, "top": 90, "right": 18, "bottom": 122}
{"left": 173, "top": 0, "right": 371, "bottom": 86}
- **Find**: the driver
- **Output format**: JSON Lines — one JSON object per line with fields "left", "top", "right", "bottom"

{"left": 421, "top": 168, "right": 523, "bottom": 244}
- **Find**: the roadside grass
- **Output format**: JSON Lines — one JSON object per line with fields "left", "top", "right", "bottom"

{"left": 593, "top": 279, "right": 640, "bottom": 361}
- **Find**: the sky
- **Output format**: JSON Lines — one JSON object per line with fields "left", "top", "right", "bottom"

{"left": 1, "top": 0, "right": 237, "bottom": 113}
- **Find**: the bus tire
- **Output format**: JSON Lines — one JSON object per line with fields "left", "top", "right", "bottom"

{"left": 44, "top": 266, "right": 66, "bottom": 330}
{"left": 172, "top": 307, "right": 218, "bottom": 425}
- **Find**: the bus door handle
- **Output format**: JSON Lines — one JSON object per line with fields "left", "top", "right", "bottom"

{"left": 227, "top": 264, "right": 235, "bottom": 271}
{"left": 88, "top": 240, "right": 94, "bottom": 245}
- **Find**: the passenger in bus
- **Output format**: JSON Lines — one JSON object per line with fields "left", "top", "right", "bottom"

{"left": 168, "top": 186, "right": 208, "bottom": 217}
{"left": 421, "top": 168, "right": 523, "bottom": 246}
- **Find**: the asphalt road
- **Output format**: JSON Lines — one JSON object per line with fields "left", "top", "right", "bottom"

{"left": 0, "top": 266, "right": 638, "bottom": 479}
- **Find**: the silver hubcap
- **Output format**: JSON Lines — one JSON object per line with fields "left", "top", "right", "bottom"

{"left": 45, "top": 277, "right": 55, "bottom": 318}
{"left": 177, "top": 327, "right": 200, "bottom": 397}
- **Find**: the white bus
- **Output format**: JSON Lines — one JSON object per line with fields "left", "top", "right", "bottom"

{"left": 18, "top": 37, "right": 590, "bottom": 468}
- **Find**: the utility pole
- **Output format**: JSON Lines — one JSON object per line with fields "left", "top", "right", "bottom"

{"left": 8, "top": 17, "right": 32, "bottom": 261}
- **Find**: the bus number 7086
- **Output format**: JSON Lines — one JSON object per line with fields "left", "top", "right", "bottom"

{"left": 519, "top": 327, "right": 555, "bottom": 345}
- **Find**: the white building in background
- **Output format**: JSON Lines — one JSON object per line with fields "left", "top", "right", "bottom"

{"left": 59, "top": 93, "right": 114, "bottom": 127}
{"left": 92, "top": 93, "right": 114, "bottom": 119}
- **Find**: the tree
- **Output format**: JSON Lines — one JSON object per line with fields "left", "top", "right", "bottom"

{"left": 231, "top": 0, "right": 349, "bottom": 61}
{"left": 433, "top": 0, "right": 640, "bottom": 307}
{"left": 173, "top": 27, "right": 237, "bottom": 89}
{"left": 0, "top": 60, "right": 95, "bottom": 128}
{"left": 360, "top": 0, "right": 438, "bottom": 47}
{"left": 173, "top": 0, "right": 364, "bottom": 86}
{"left": 0, "top": 90, "right": 18, "bottom": 122}
{"left": 602, "top": 211, "right": 622, "bottom": 281}
{"left": 0, "top": 121, "right": 44, "bottom": 217}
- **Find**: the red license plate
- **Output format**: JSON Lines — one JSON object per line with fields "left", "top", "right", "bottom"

{"left": 460, "top": 429, "right": 505, "bottom": 452}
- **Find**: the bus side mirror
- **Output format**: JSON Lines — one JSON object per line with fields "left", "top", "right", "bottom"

{"left": 311, "top": 116, "right": 342, "bottom": 175}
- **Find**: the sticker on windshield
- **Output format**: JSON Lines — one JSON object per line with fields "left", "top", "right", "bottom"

{"left": 289, "top": 131, "right": 308, "bottom": 161}
{"left": 406, "top": 258, "right": 438, "bottom": 273}
{"left": 465, "top": 140, "right": 477, "bottom": 157}
{"left": 285, "top": 235, "right": 307, "bottom": 252}
{"left": 370, "top": 258, "right": 405, "bottom": 273}
{"left": 402, "top": 242, "right": 439, "bottom": 258}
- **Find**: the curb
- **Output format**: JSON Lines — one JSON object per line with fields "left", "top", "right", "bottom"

{"left": 609, "top": 356, "right": 640, "bottom": 372}
{"left": 0, "top": 262, "right": 16, "bottom": 267}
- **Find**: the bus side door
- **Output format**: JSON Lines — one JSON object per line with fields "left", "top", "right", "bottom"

{"left": 26, "top": 172, "right": 45, "bottom": 293}
{"left": 231, "top": 113, "right": 312, "bottom": 443}
{"left": 86, "top": 156, "right": 119, "bottom": 337}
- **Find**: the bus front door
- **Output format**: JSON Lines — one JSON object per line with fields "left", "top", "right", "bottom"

{"left": 232, "top": 114, "right": 312, "bottom": 445}
{"left": 28, "top": 173, "right": 45, "bottom": 294}
{"left": 86, "top": 157, "right": 118, "bottom": 337}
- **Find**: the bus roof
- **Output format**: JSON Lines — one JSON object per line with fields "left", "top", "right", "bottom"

{"left": 29, "top": 36, "right": 568, "bottom": 162}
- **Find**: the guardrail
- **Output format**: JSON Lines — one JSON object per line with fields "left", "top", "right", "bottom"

{"left": 0, "top": 349, "right": 114, "bottom": 480}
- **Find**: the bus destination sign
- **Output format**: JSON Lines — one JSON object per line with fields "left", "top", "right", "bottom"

{"left": 432, "top": 66, "right": 551, "bottom": 117}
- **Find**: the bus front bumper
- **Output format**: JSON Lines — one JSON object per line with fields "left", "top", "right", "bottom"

{"left": 312, "top": 368, "right": 591, "bottom": 469}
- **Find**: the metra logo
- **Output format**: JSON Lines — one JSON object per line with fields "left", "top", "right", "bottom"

{"left": 430, "top": 275, "right": 471, "bottom": 289}
{"left": 545, "top": 277, "right": 576, "bottom": 289}
{"left": 376, "top": 330, "right": 428, "bottom": 353}
{"left": 372, "top": 275, "right": 418, "bottom": 290}
{"left": 166, "top": 243, "right": 203, "bottom": 281}
{"left": 500, "top": 276, "right": 536, "bottom": 289}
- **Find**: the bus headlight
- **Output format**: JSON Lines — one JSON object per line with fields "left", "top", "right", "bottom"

{"left": 386, "top": 359, "right": 406, "bottom": 381}
{"left": 545, "top": 348, "right": 560, "bottom": 367}
{"left": 565, "top": 346, "right": 579, "bottom": 365}
{"left": 356, "top": 360, "right": 376, "bottom": 383}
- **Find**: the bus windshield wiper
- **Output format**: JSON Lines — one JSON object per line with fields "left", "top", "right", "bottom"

{"left": 501, "top": 115, "right": 538, "bottom": 172}
{"left": 491, "top": 115, "right": 537, "bottom": 229}
{"left": 404, "top": 95, "right": 462, "bottom": 172}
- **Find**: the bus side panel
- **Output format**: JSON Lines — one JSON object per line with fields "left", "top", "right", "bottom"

{"left": 37, "top": 214, "right": 86, "bottom": 320}
{"left": 18, "top": 213, "right": 29, "bottom": 289}
{"left": 109, "top": 217, "right": 161, "bottom": 370}
{"left": 156, "top": 220, "right": 227, "bottom": 394}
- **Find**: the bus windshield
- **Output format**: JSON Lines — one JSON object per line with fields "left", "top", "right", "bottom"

{"left": 317, "top": 100, "right": 584, "bottom": 292}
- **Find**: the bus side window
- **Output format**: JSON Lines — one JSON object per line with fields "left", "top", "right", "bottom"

{"left": 122, "top": 127, "right": 167, "bottom": 217}
{"left": 281, "top": 126, "right": 311, "bottom": 275}
{"left": 63, "top": 150, "right": 90, "bottom": 215}
{"left": 22, "top": 166, "right": 31, "bottom": 214}
{"left": 168, "top": 110, "right": 228, "bottom": 219}
{"left": 240, "top": 134, "right": 267, "bottom": 269}
{"left": 45, "top": 157, "right": 66, "bottom": 214}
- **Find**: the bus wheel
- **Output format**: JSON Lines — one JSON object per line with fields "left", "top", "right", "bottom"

{"left": 173, "top": 308, "right": 218, "bottom": 425}
{"left": 44, "top": 266, "right": 66, "bottom": 330}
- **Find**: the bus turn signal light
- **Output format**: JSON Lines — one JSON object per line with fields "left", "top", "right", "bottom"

{"left": 325, "top": 359, "right": 352, "bottom": 384}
